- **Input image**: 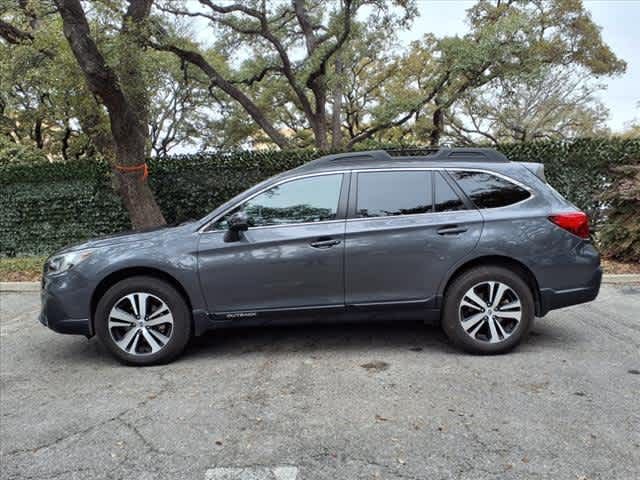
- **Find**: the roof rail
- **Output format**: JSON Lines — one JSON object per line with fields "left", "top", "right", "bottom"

{"left": 324, "top": 150, "right": 392, "bottom": 162}
{"left": 388, "top": 147, "right": 510, "bottom": 162}
{"left": 433, "top": 147, "right": 509, "bottom": 162}
{"left": 299, "top": 147, "right": 509, "bottom": 170}
{"left": 386, "top": 147, "right": 440, "bottom": 157}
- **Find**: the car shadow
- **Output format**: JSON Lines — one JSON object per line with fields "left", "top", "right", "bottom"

{"left": 184, "top": 320, "right": 452, "bottom": 359}
{"left": 47, "top": 316, "right": 578, "bottom": 366}
{"left": 181, "top": 316, "right": 577, "bottom": 361}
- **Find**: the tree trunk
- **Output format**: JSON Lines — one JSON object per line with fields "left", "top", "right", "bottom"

{"left": 430, "top": 105, "right": 444, "bottom": 146}
{"left": 311, "top": 79, "right": 329, "bottom": 150}
{"left": 313, "top": 118, "right": 329, "bottom": 150}
{"left": 331, "top": 56, "right": 344, "bottom": 150}
{"left": 61, "top": 123, "right": 71, "bottom": 160}
{"left": 34, "top": 117, "right": 43, "bottom": 148}
{"left": 114, "top": 154, "right": 165, "bottom": 228}
{"left": 77, "top": 105, "right": 115, "bottom": 162}
{"left": 55, "top": 0, "right": 165, "bottom": 229}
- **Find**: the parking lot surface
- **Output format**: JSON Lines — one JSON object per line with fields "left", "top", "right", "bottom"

{"left": 1, "top": 284, "right": 639, "bottom": 480}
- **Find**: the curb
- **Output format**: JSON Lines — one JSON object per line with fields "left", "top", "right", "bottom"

{"left": 2, "top": 274, "right": 639, "bottom": 293}
{"left": 601, "top": 274, "right": 640, "bottom": 284}
{"left": 1, "top": 282, "right": 40, "bottom": 292}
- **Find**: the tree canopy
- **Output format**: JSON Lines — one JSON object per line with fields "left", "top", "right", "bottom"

{"left": 1, "top": 0, "right": 627, "bottom": 159}
{"left": 0, "top": 0, "right": 629, "bottom": 227}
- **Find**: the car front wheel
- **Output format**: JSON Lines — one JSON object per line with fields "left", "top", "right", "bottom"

{"left": 95, "top": 276, "right": 191, "bottom": 365}
{"left": 442, "top": 266, "right": 534, "bottom": 354}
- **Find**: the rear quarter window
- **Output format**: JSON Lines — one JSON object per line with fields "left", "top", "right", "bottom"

{"left": 450, "top": 171, "right": 530, "bottom": 209}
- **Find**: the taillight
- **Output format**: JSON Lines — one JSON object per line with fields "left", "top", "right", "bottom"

{"left": 548, "top": 212, "right": 590, "bottom": 239}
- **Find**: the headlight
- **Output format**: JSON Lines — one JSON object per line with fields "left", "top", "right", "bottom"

{"left": 45, "top": 249, "right": 94, "bottom": 275}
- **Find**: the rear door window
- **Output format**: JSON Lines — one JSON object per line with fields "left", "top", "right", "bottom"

{"left": 356, "top": 171, "right": 432, "bottom": 218}
{"left": 450, "top": 171, "right": 530, "bottom": 209}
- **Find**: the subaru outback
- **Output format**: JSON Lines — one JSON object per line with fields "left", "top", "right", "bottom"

{"left": 40, "top": 148, "right": 602, "bottom": 365}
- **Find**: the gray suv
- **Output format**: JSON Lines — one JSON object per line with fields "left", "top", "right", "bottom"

{"left": 40, "top": 148, "right": 602, "bottom": 365}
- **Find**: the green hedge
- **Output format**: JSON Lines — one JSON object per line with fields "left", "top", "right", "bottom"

{"left": 498, "top": 139, "right": 640, "bottom": 225}
{"left": 597, "top": 163, "right": 640, "bottom": 262}
{"left": 1, "top": 139, "right": 638, "bottom": 257}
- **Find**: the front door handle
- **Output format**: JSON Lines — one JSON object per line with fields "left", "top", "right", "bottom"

{"left": 310, "top": 238, "right": 341, "bottom": 249}
{"left": 437, "top": 225, "right": 468, "bottom": 236}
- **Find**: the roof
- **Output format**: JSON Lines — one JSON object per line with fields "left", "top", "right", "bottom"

{"left": 293, "top": 147, "right": 510, "bottom": 173}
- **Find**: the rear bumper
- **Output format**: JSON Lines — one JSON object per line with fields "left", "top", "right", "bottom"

{"left": 538, "top": 267, "right": 602, "bottom": 316}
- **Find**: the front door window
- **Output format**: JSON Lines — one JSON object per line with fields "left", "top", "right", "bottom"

{"left": 216, "top": 173, "right": 344, "bottom": 229}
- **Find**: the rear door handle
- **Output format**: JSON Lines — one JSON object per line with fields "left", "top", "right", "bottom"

{"left": 437, "top": 225, "right": 468, "bottom": 236}
{"left": 310, "top": 238, "right": 341, "bottom": 249}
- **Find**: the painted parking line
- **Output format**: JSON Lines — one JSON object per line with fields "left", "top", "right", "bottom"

{"left": 205, "top": 466, "right": 298, "bottom": 480}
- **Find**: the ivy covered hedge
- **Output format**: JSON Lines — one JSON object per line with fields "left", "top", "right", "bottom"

{"left": 1, "top": 139, "right": 638, "bottom": 258}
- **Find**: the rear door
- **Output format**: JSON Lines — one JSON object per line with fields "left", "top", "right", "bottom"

{"left": 344, "top": 169, "right": 483, "bottom": 307}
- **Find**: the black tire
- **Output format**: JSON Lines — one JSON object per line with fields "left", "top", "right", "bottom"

{"left": 441, "top": 266, "right": 534, "bottom": 354}
{"left": 95, "top": 276, "right": 191, "bottom": 365}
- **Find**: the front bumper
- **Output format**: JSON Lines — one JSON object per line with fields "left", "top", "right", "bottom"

{"left": 40, "top": 272, "right": 93, "bottom": 337}
{"left": 39, "top": 310, "right": 90, "bottom": 336}
{"left": 538, "top": 266, "right": 602, "bottom": 316}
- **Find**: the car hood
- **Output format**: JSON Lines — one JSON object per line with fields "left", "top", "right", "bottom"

{"left": 53, "top": 221, "right": 197, "bottom": 255}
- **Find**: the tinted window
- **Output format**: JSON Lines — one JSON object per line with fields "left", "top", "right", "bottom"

{"left": 451, "top": 171, "right": 530, "bottom": 209}
{"left": 356, "top": 171, "right": 432, "bottom": 218}
{"left": 434, "top": 173, "right": 465, "bottom": 212}
{"left": 218, "top": 174, "right": 343, "bottom": 228}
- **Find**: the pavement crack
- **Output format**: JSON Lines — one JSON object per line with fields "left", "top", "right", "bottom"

{"left": 116, "top": 417, "right": 163, "bottom": 455}
{"left": 2, "top": 413, "right": 124, "bottom": 457}
{"left": 7, "top": 467, "right": 95, "bottom": 480}
{"left": 1, "top": 384, "right": 168, "bottom": 460}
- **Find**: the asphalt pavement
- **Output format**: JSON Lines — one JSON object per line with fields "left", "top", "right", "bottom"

{"left": 1, "top": 284, "right": 639, "bottom": 480}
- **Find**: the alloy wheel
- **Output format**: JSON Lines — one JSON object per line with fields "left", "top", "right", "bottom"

{"left": 108, "top": 292, "right": 174, "bottom": 355}
{"left": 458, "top": 281, "right": 522, "bottom": 344}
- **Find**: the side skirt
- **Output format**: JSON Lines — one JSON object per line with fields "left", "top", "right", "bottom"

{"left": 195, "top": 297, "right": 440, "bottom": 334}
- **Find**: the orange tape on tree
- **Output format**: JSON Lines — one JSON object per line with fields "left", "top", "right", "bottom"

{"left": 115, "top": 162, "right": 148, "bottom": 181}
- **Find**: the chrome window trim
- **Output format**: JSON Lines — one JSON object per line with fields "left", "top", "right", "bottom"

{"left": 199, "top": 170, "right": 349, "bottom": 233}
{"left": 204, "top": 218, "right": 346, "bottom": 233}
{"left": 351, "top": 166, "right": 533, "bottom": 192}
{"left": 199, "top": 166, "right": 534, "bottom": 232}
{"left": 346, "top": 209, "right": 475, "bottom": 223}
{"left": 351, "top": 167, "right": 535, "bottom": 217}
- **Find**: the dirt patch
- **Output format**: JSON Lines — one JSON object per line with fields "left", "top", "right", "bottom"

{"left": 602, "top": 259, "right": 640, "bottom": 274}
{"left": 360, "top": 360, "right": 390, "bottom": 372}
{"left": 0, "top": 257, "right": 45, "bottom": 282}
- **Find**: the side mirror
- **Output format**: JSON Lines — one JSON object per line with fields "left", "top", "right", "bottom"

{"left": 224, "top": 211, "right": 249, "bottom": 242}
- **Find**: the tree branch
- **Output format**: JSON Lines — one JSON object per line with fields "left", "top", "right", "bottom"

{"left": 54, "top": 0, "right": 140, "bottom": 144}
{"left": 192, "top": 0, "right": 315, "bottom": 120}
{"left": 346, "top": 73, "right": 450, "bottom": 148}
{"left": 303, "top": 0, "right": 354, "bottom": 88}
{"left": 230, "top": 65, "right": 283, "bottom": 86}
{"left": 0, "top": 19, "right": 33, "bottom": 44}
{"left": 150, "top": 40, "right": 290, "bottom": 149}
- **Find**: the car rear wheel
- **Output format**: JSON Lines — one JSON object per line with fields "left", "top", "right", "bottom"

{"left": 442, "top": 266, "right": 534, "bottom": 354}
{"left": 95, "top": 276, "right": 191, "bottom": 365}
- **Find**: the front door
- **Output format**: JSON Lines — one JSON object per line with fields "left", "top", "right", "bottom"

{"left": 345, "top": 169, "right": 483, "bottom": 307}
{"left": 197, "top": 172, "right": 347, "bottom": 315}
